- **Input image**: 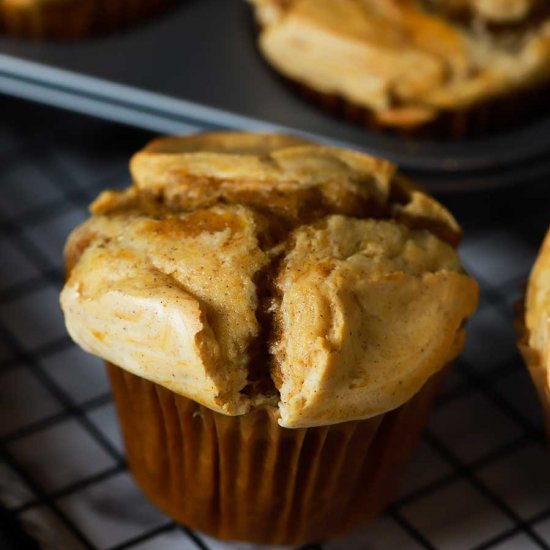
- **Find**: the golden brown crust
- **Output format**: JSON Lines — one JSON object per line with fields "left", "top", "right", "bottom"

{"left": 0, "top": 0, "right": 177, "bottom": 39}
{"left": 272, "top": 216, "right": 477, "bottom": 427}
{"left": 126, "top": 132, "right": 462, "bottom": 245}
{"left": 61, "top": 132, "right": 478, "bottom": 427}
{"left": 250, "top": 0, "right": 550, "bottom": 135}
{"left": 141, "top": 131, "right": 312, "bottom": 155}
{"left": 63, "top": 205, "right": 269, "bottom": 416}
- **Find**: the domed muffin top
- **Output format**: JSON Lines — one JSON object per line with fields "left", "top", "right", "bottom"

{"left": 61, "top": 132, "right": 478, "bottom": 428}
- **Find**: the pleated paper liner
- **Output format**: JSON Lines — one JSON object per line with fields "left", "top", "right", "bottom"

{"left": 516, "top": 301, "right": 550, "bottom": 441}
{"left": 0, "top": 0, "right": 178, "bottom": 40}
{"left": 107, "top": 362, "right": 447, "bottom": 546}
{"left": 286, "top": 77, "right": 550, "bottom": 140}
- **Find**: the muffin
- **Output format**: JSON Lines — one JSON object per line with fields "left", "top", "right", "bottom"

{"left": 518, "top": 228, "right": 550, "bottom": 437}
{"left": 60, "top": 132, "right": 478, "bottom": 545}
{"left": 0, "top": 0, "right": 177, "bottom": 39}
{"left": 250, "top": 0, "right": 550, "bottom": 138}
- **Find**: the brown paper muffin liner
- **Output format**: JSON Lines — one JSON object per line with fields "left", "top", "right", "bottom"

{"left": 516, "top": 303, "right": 550, "bottom": 440}
{"left": 289, "top": 78, "right": 550, "bottom": 140}
{"left": 0, "top": 0, "right": 177, "bottom": 40}
{"left": 106, "top": 362, "right": 447, "bottom": 545}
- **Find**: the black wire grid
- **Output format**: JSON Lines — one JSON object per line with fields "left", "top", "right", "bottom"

{"left": 0, "top": 96, "right": 549, "bottom": 550}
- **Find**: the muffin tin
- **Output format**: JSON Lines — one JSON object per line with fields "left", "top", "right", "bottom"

{"left": 0, "top": 0, "right": 548, "bottom": 193}
{"left": 0, "top": 0, "right": 550, "bottom": 192}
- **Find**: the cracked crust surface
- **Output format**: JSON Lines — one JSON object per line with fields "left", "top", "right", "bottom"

{"left": 61, "top": 132, "right": 478, "bottom": 428}
{"left": 250, "top": 0, "right": 550, "bottom": 127}
{"left": 63, "top": 206, "right": 269, "bottom": 416}
{"left": 272, "top": 216, "right": 475, "bottom": 426}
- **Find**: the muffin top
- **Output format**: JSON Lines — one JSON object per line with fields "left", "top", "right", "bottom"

{"left": 251, "top": 0, "right": 550, "bottom": 127}
{"left": 524, "top": 228, "right": 550, "bottom": 375}
{"left": 60, "top": 132, "right": 478, "bottom": 428}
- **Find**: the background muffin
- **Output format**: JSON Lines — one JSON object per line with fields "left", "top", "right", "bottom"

{"left": 0, "top": 0, "right": 178, "bottom": 39}
{"left": 250, "top": 0, "right": 550, "bottom": 138}
{"left": 60, "top": 132, "right": 478, "bottom": 544}
{"left": 518, "top": 228, "right": 550, "bottom": 438}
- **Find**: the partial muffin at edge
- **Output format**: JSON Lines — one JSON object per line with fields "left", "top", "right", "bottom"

{"left": 518, "top": 227, "right": 550, "bottom": 432}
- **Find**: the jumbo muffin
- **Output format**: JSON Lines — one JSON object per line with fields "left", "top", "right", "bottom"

{"left": 518, "top": 228, "right": 550, "bottom": 438}
{"left": 60, "top": 132, "right": 478, "bottom": 545}
{"left": 250, "top": 0, "right": 550, "bottom": 138}
{"left": 0, "top": 0, "right": 177, "bottom": 39}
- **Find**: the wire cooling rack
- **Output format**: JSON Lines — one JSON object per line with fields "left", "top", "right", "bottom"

{"left": 0, "top": 96, "right": 549, "bottom": 550}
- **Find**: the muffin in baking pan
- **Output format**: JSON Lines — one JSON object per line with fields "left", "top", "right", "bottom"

{"left": 250, "top": 0, "right": 550, "bottom": 138}
{"left": 0, "top": 0, "right": 178, "bottom": 39}
{"left": 60, "top": 132, "right": 478, "bottom": 544}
